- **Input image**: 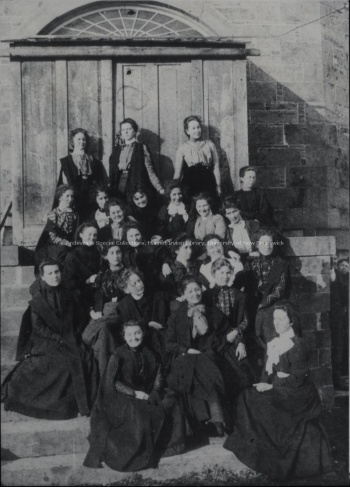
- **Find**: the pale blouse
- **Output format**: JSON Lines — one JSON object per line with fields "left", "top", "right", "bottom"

{"left": 194, "top": 213, "right": 226, "bottom": 241}
{"left": 174, "top": 140, "right": 221, "bottom": 185}
{"left": 228, "top": 220, "right": 252, "bottom": 254}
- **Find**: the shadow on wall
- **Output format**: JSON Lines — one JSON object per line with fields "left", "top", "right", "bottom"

{"left": 246, "top": 62, "right": 349, "bottom": 243}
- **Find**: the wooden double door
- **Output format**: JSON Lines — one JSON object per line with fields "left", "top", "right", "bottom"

{"left": 14, "top": 58, "right": 248, "bottom": 245}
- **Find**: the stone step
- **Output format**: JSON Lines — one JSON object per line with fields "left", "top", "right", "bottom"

{"left": 1, "top": 334, "right": 19, "bottom": 363}
{"left": 1, "top": 285, "right": 31, "bottom": 310}
{"left": 1, "top": 308, "right": 27, "bottom": 335}
{"left": 1, "top": 266, "right": 35, "bottom": 287}
{"left": 1, "top": 416, "right": 90, "bottom": 458}
{"left": 1, "top": 361, "right": 17, "bottom": 384}
{"left": 1, "top": 444, "right": 252, "bottom": 486}
{"left": 1, "top": 404, "right": 34, "bottom": 422}
{"left": 0, "top": 246, "right": 18, "bottom": 266}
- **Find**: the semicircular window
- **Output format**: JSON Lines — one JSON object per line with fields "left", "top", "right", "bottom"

{"left": 49, "top": 6, "right": 206, "bottom": 38}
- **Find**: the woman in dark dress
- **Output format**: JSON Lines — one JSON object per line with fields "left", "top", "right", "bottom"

{"left": 157, "top": 180, "right": 190, "bottom": 239}
{"left": 1, "top": 259, "right": 98, "bottom": 420}
{"left": 62, "top": 222, "right": 101, "bottom": 302}
{"left": 125, "top": 185, "right": 159, "bottom": 240}
{"left": 109, "top": 118, "right": 164, "bottom": 199}
{"left": 58, "top": 128, "right": 106, "bottom": 219}
{"left": 97, "top": 198, "right": 135, "bottom": 244}
{"left": 224, "top": 302, "right": 333, "bottom": 480}
{"left": 35, "top": 184, "right": 79, "bottom": 273}
{"left": 165, "top": 275, "right": 251, "bottom": 437}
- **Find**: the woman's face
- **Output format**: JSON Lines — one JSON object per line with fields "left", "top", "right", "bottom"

{"left": 133, "top": 192, "right": 148, "bottom": 208}
{"left": 109, "top": 205, "right": 124, "bottom": 224}
{"left": 127, "top": 228, "right": 142, "bottom": 247}
{"left": 73, "top": 132, "right": 87, "bottom": 152}
{"left": 96, "top": 192, "right": 108, "bottom": 210}
{"left": 126, "top": 273, "right": 144, "bottom": 297}
{"left": 225, "top": 207, "right": 241, "bottom": 224}
{"left": 59, "top": 189, "right": 74, "bottom": 208}
{"left": 184, "top": 282, "right": 202, "bottom": 305}
{"left": 241, "top": 170, "right": 256, "bottom": 189}
{"left": 80, "top": 226, "right": 97, "bottom": 246}
{"left": 105, "top": 246, "right": 122, "bottom": 267}
{"left": 176, "top": 241, "right": 192, "bottom": 262}
{"left": 121, "top": 122, "right": 136, "bottom": 141}
{"left": 196, "top": 199, "right": 211, "bottom": 218}
{"left": 124, "top": 325, "right": 143, "bottom": 349}
{"left": 42, "top": 264, "right": 61, "bottom": 287}
{"left": 273, "top": 309, "right": 292, "bottom": 335}
{"left": 214, "top": 266, "right": 232, "bottom": 287}
{"left": 170, "top": 187, "right": 183, "bottom": 205}
{"left": 186, "top": 120, "right": 202, "bottom": 141}
{"left": 206, "top": 238, "right": 224, "bottom": 261}
{"left": 258, "top": 235, "right": 274, "bottom": 257}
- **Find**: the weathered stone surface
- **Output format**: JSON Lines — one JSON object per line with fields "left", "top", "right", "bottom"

{"left": 2, "top": 286, "right": 31, "bottom": 309}
{"left": 256, "top": 147, "right": 303, "bottom": 166}
{"left": 250, "top": 109, "right": 298, "bottom": 124}
{"left": 247, "top": 81, "right": 277, "bottom": 103}
{"left": 307, "top": 189, "right": 328, "bottom": 209}
{"left": 283, "top": 81, "right": 324, "bottom": 103}
{"left": 318, "top": 385, "right": 335, "bottom": 408}
{"left": 1, "top": 267, "right": 19, "bottom": 285}
{"left": 316, "top": 229, "right": 349, "bottom": 250}
{"left": 310, "top": 366, "right": 333, "bottom": 387}
{"left": 1, "top": 334, "right": 18, "bottom": 363}
{"left": 284, "top": 124, "right": 338, "bottom": 146}
{"left": 279, "top": 0, "right": 321, "bottom": 23}
{"left": 319, "top": 348, "right": 332, "bottom": 367}
{"left": 0, "top": 246, "right": 18, "bottom": 266}
{"left": 0, "top": 308, "right": 26, "bottom": 334}
{"left": 255, "top": 166, "right": 286, "bottom": 188}
{"left": 20, "top": 266, "right": 35, "bottom": 286}
{"left": 295, "top": 293, "right": 330, "bottom": 313}
{"left": 285, "top": 237, "right": 336, "bottom": 256}
{"left": 248, "top": 124, "right": 285, "bottom": 147}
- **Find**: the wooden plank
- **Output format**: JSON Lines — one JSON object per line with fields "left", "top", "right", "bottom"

{"left": 138, "top": 64, "right": 160, "bottom": 176}
{"left": 100, "top": 60, "right": 113, "bottom": 175}
{"left": 22, "top": 61, "right": 56, "bottom": 236}
{"left": 10, "top": 45, "right": 247, "bottom": 60}
{"left": 122, "top": 65, "right": 144, "bottom": 126}
{"left": 10, "top": 62, "right": 23, "bottom": 245}
{"left": 232, "top": 60, "right": 249, "bottom": 184}
{"left": 67, "top": 60, "right": 101, "bottom": 159}
{"left": 115, "top": 62, "right": 124, "bottom": 131}
{"left": 191, "top": 59, "right": 204, "bottom": 121}
{"left": 55, "top": 60, "right": 68, "bottom": 181}
{"left": 177, "top": 63, "right": 192, "bottom": 152}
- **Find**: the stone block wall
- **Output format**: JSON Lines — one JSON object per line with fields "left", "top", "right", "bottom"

{"left": 286, "top": 236, "right": 336, "bottom": 406}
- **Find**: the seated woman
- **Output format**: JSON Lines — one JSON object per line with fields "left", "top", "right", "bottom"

{"left": 199, "top": 235, "right": 244, "bottom": 290}
{"left": 166, "top": 276, "right": 251, "bottom": 437}
{"left": 58, "top": 128, "right": 107, "bottom": 220}
{"left": 243, "top": 228, "right": 292, "bottom": 352}
{"left": 97, "top": 198, "right": 134, "bottom": 244}
{"left": 1, "top": 259, "right": 98, "bottom": 420}
{"left": 89, "top": 185, "right": 110, "bottom": 229}
{"left": 62, "top": 222, "right": 100, "bottom": 301}
{"left": 125, "top": 185, "right": 159, "bottom": 240}
{"left": 35, "top": 185, "right": 78, "bottom": 273}
{"left": 224, "top": 301, "right": 333, "bottom": 481}
{"left": 82, "top": 243, "right": 126, "bottom": 374}
{"left": 84, "top": 320, "right": 186, "bottom": 472}
{"left": 157, "top": 181, "right": 189, "bottom": 239}
{"left": 222, "top": 197, "right": 260, "bottom": 260}
{"left": 232, "top": 167, "right": 275, "bottom": 227}
{"left": 187, "top": 193, "right": 226, "bottom": 242}
{"left": 109, "top": 118, "right": 164, "bottom": 199}
{"left": 174, "top": 115, "right": 221, "bottom": 202}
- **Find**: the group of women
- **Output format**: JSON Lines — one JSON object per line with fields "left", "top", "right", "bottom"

{"left": 1, "top": 116, "right": 333, "bottom": 480}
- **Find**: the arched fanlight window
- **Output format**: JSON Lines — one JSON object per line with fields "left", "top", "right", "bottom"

{"left": 46, "top": 5, "right": 210, "bottom": 38}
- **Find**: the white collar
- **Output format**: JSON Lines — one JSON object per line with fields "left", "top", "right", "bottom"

{"left": 265, "top": 327, "right": 295, "bottom": 375}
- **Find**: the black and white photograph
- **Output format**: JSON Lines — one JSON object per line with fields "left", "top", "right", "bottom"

{"left": 0, "top": 0, "right": 349, "bottom": 485}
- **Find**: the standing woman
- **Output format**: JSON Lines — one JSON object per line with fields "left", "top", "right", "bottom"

{"left": 174, "top": 116, "right": 221, "bottom": 202}
{"left": 109, "top": 118, "right": 164, "bottom": 199}
{"left": 58, "top": 128, "right": 106, "bottom": 219}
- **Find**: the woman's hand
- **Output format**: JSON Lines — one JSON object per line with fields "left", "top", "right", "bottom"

{"left": 253, "top": 382, "right": 273, "bottom": 392}
{"left": 111, "top": 296, "right": 118, "bottom": 302}
{"left": 226, "top": 329, "right": 239, "bottom": 343}
{"left": 236, "top": 342, "right": 247, "bottom": 360}
{"left": 148, "top": 321, "right": 163, "bottom": 330}
{"left": 135, "top": 391, "right": 149, "bottom": 400}
{"left": 162, "top": 263, "right": 172, "bottom": 277}
{"left": 90, "top": 310, "right": 102, "bottom": 320}
{"left": 187, "top": 348, "right": 201, "bottom": 354}
{"left": 159, "top": 189, "right": 165, "bottom": 195}
{"left": 176, "top": 295, "right": 186, "bottom": 302}
{"left": 86, "top": 274, "right": 97, "bottom": 284}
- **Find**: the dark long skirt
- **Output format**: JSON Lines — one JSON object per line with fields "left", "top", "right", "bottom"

{"left": 182, "top": 164, "right": 217, "bottom": 202}
{"left": 224, "top": 384, "right": 333, "bottom": 480}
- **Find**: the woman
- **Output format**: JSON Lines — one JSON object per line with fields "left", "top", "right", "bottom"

{"left": 62, "top": 222, "right": 100, "bottom": 301}
{"left": 157, "top": 180, "right": 189, "bottom": 239}
{"left": 2, "top": 259, "right": 98, "bottom": 420}
{"left": 187, "top": 193, "right": 226, "bottom": 242}
{"left": 243, "top": 228, "right": 293, "bottom": 350}
{"left": 89, "top": 185, "right": 110, "bottom": 229}
{"left": 199, "top": 235, "right": 244, "bottom": 290}
{"left": 125, "top": 185, "right": 159, "bottom": 240}
{"left": 174, "top": 116, "right": 221, "bottom": 201}
{"left": 97, "top": 198, "right": 134, "bottom": 244}
{"left": 84, "top": 320, "right": 186, "bottom": 472}
{"left": 109, "top": 118, "right": 164, "bottom": 198}
{"left": 224, "top": 302, "right": 333, "bottom": 480}
{"left": 35, "top": 185, "right": 78, "bottom": 273}
{"left": 166, "top": 275, "right": 251, "bottom": 437}
{"left": 58, "top": 128, "right": 106, "bottom": 218}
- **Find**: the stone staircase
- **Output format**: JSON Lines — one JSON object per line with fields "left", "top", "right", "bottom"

{"left": 1, "top": 247, "right": 252, "bottom": 485}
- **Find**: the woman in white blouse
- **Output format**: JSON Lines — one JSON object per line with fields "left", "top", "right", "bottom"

{"left": 187, "top": 193, "right": 226, "bottom": 242}
{"left": 174, "top": 116, "right": 221, "bottom": 201}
